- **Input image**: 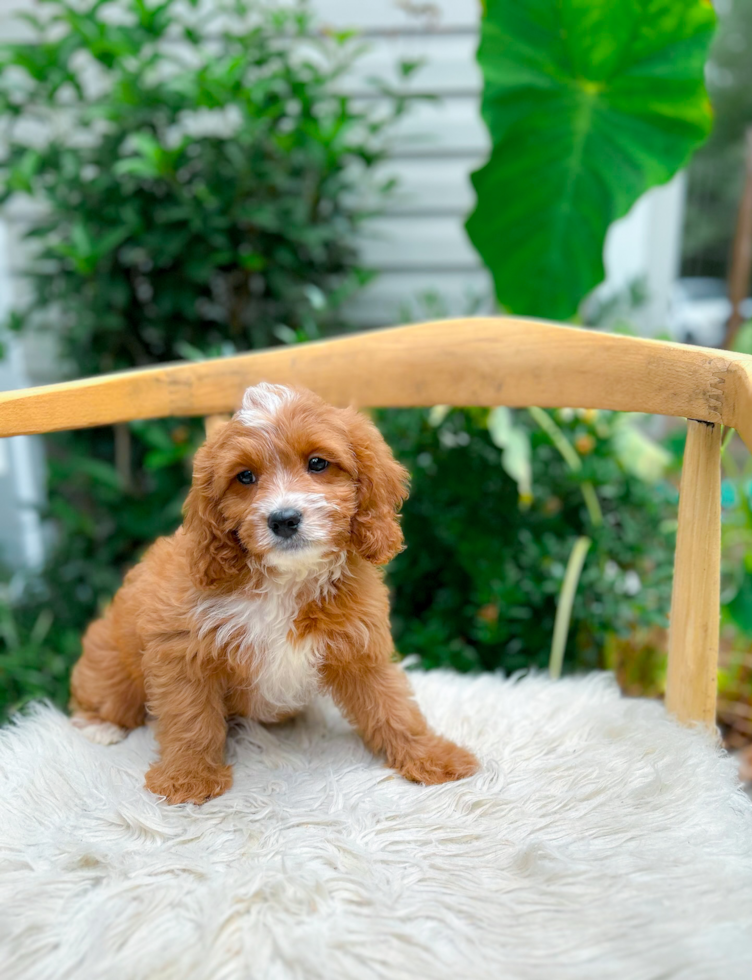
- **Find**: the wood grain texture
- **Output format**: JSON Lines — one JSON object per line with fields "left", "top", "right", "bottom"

{"left": 665, "top": 420, "right": 722, "bottom": 729}
{"left": 3, "top": 318, "right": 752, "bottom": 441}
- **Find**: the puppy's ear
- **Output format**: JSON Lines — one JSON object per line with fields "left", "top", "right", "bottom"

{"left": 183, "top": 438, "right": 246, "bottom": 590}
{"left": 347, "top": 410, "right": 410, "bottom": 565}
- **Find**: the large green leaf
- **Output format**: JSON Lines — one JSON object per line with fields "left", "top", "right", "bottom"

{"left": 466, "top": 0, "right": 715, "bottom": 320}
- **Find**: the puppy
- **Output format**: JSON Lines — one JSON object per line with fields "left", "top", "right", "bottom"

{"left": 70, "top": 383, "right": 479, "bottom": 804}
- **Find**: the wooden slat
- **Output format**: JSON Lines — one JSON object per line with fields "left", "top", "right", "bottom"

{"left": 342, "top": 269, "right": 493, "bottom": 327}
{"left": 3, "top": 317, "right": 752, "bottom": 444}
{"left": 0, "top": 0, "right": 34, "bottom": 43}
{"left": 385, "top": 98, "right": 488, "bottom": 158}
{"left": 341, "top": 32, "right": 481, "bottom": 96}
{"left": 359, "top": 214, "right": 480, "bottom": 269}
{"left": 375, "top": 157, "right": 482, "bottom": 215}
{"left": 715, "top": 355, "right": 752, "bottom": 453}
{"left": 0, "top": 0, "right": 480, "bottom": 44}
{"left": 665, "top": 420, "right": 722, "bottom": 729}
{"left": 303, "top": 0, "right": 479, "bottom": 31}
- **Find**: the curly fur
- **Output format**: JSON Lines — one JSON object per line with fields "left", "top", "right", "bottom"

{"left": 70, "top": 384, "right": 478, "bottom": 804}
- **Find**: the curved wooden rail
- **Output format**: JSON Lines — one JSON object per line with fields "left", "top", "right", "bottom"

{"left": 2, "top": 317, "right": 752, "bottom": 450}
{"left": 2, "top": 315, "right": 751, "bottom": 733}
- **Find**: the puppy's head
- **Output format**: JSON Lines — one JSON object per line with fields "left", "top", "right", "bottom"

{"left": 183, "top": 383, "right": 409, "bottom": 589}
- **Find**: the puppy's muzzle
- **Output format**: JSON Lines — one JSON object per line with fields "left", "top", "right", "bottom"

{"left": 267, "top": 508, "right": 302, "bottom": 540}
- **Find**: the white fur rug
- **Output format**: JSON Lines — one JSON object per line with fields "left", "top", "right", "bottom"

{"left": 2, "top": 671, "right": 752, "bottom": 980}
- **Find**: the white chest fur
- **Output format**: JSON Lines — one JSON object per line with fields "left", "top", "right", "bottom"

{"left": 195, "top": 583, "right": 321, "bottom": 716}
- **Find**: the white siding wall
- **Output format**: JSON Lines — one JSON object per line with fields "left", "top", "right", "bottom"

{"left": 323, "top": 1, "right": 493, "bottom": 325}
{"left": 0, "top": 224, "right": 46, "bottom": 570}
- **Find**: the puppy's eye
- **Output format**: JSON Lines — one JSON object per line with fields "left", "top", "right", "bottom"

{"left": 236, "top": 470, "right": 256, "bottom": 485}
{"left": 308, "top": 457, "right": 329, "bottom": 473}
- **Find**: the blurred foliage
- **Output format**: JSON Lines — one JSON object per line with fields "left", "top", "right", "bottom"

{"left": 0, "top": 0, "right": 410, "bottom": 717}
{"left": 378, "top": 405, "right": 677, "bottom": 675}
{"left": 602, "top": 627, "right": 668, "bottom": 702}
{"left": 683, "top": 0, "right": 752, "bottom": 278}
{"left": 466, "top": 0, "right": 715, "bottom": 320}
{"left": 0, "top": 583, "right": 76, "bottom": 712}
{"left": 0, "top": 0, "right": 410, "bottom": 362}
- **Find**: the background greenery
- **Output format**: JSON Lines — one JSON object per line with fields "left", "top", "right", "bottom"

{"left": 379, "top": 405, "right": 676, "bottom": 675}
{"left": 0, "top": 0, "right": 747, "bottom": 733}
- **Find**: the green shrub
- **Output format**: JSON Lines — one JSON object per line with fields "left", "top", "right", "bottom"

{"left": 0, "top": 0, "right": 409, "bottom": 364}
{"left": 379, "top": 406, "right": 676, "bottom": 675}
{"left": 0, "top": 586, "right": 76, "bottom": 711}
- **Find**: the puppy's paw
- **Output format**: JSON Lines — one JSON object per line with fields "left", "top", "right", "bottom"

{"left": 394, "top": 734, "right": 479, "bottom": 785}
{"left": 71, "top": 716, "right": 128, "bottom": 746}
{"left": 144, "top": 762, "right": 233, "bottom": 805}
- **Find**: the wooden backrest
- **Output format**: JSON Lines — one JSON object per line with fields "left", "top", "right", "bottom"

{"left": 3, "top": 316, "right": 750, "bottom": 731}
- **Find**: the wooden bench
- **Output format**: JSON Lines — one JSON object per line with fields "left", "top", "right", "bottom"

{"left": 3, "top": 316, "right": 751, "bottom": 729}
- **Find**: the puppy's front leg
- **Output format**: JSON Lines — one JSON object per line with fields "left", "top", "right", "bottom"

{"left": 143, "top": 650, "right": 231, "bottom": 805}
{"left": 322, "top": 657, "right": 479, "bottom": 785}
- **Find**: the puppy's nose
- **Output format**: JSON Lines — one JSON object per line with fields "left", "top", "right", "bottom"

{"left": 268, "top": 508, "right": 302, "bottom": 539}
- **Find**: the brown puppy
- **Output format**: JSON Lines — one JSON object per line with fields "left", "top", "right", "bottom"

{"left": 70, "top": 383, "right": 479, "bottom": 804}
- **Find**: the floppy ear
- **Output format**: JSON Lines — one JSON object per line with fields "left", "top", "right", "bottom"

{"left": 183, "top": 439, "right": 247, "bottom": 590}
{"left": 347, "top": 410, "right": 410, "bottom": 565}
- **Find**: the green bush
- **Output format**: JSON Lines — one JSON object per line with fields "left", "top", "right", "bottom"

{"left": 379, "top": 406, "right": 676, "bottom": 675}
{"left": 1, "top": 0, "right": 408, "bottom": 363}
{"left": 0, "top": 0, "right": 409, "bottom": 717}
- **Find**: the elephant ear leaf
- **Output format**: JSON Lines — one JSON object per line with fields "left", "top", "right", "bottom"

{"left": 465, "top": 0, "right": 716, "bottom": 321}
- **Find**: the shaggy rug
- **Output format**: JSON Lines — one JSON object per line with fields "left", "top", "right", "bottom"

{"left": 2, "top": 671, "right": 752, "bottom": 980}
